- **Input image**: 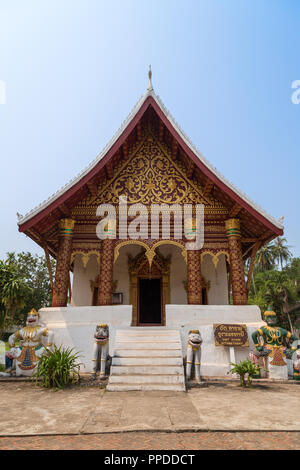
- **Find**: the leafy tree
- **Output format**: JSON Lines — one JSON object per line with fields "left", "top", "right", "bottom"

{"left": 246, "top": 236, "right": 300, "bottom": 331}
{"left": 0, "top": 260, "right": 32, "bottom": 339}
{"left": 249, "top": 270, "right": 297, "bottom": 330}
{"left": 248, "top": 291, "right": 268, "bottom": 313}
{"left": 0, "top": 252, "right": 56, "bottom": 333}
{"left": 285, "top": 257, "right": 300, "bottom": 293}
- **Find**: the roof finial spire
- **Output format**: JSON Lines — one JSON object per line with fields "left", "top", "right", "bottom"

{"left": 147, "top": 65, "right": 153, "bottom": 91}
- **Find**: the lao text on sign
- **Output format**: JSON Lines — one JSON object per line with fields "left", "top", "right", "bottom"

{"left": 213, "top": 323, "right": 249, "bottom": 347}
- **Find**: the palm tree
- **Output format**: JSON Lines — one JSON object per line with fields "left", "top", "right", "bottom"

{"left": 255, "top": 243, "right": 275, "bottom": 272}
{"left": 271, "top": 237, "right": 292, "bottom": 270}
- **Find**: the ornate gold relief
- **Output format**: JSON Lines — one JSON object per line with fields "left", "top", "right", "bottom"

{"left": 114, "top": 239, "right": 187, "bottom": 267}
{"left": 72, "top": 129, "right": 228, "bottom": 215}
{"left": 71, "top": 250, "right": 100, "bottom": 268}
{"left": 151, "top": 240, "right": 187, "bottom": 264}
{"left": 114, "top": 240, "right": 150, "bottom": 263}
{"left": 201, "top": 250, "right": 230, "bottom": 268}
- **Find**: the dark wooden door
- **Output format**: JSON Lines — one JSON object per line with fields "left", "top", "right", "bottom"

{"left": 138, "top": 278, "right": 162, "bottom": 325}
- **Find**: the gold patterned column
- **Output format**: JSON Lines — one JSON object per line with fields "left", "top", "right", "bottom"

{"left": 97, "top": 239, "right": 114, "bottom": 305}
{"left": 52, "top": 218, "right": 75, "bottom": 307}
{"left": 187, "top": 250, "right": 202, "bottom": 304}
{"left": 225, "top": 218, "right": 247, "bottom": 305}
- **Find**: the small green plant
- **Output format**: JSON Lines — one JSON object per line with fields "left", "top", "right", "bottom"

{"left": 228, "top": 359, "right": 261, "bottom": 387}
{"left": 33, "top": 345, "right": 82, "bottom": 389}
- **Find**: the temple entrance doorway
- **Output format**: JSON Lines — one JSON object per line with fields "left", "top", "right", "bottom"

{"left": 138, "top": 278, "right": 162, "bottom": 325}
{"left": 127, "top": 248, "right": 171, "bottom": 326}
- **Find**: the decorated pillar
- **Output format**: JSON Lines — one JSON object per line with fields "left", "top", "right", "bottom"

{"left": 52, "top": 218, "right": 75, "bottom": 307}
{"left": 187, "top": 250, "right": 202, "bottom": 304}
{"left": 97, "top": 239, "right": 114, "bottom": 305}
{"left": 225, "top": 218, "right": 247, "bottom": 305}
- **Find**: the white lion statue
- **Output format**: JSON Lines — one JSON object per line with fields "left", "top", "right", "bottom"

{"left": 186, "top": 329, "right": 203, "bottom": 382}
{"left": 92, "top": 324, "right": 110, "bottom": 379}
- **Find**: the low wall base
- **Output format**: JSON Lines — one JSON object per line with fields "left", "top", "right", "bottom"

{"left": 39, "top": 304, "right": 295, "bottom": 378}
{"left": 39, "top": 306, "right": 132, "bottom": 373}
{"left": 166, "top": 304, "right": 266, "bottom": 377}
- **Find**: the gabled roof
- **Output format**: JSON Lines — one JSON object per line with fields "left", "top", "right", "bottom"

{"left": 18, "top": 81, "right": 283, "bottom": 236}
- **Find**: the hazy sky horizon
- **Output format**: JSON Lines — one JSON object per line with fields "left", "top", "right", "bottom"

{"left": 0, "top": 0, "right": 299, "bottom": 259}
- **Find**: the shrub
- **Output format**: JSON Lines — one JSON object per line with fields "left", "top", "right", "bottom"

{"left": 228, "top": 359, "right": 261, "bottom": 387}
{"left": 34, "top": 345, "right": 82, "bottom": 389}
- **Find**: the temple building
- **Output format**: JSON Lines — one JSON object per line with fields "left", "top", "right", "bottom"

{"left": 17, "top": 72, "right": 286, "bottom": 383}
{"left": 17, "top": 72, "right": 283, "bottom": 328}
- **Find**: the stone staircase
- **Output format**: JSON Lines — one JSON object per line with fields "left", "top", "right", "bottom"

{"left": 107, "top": 328, "right": 185, "bottom": 391}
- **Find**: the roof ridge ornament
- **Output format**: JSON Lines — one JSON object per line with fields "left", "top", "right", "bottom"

{"left": 147, "top": 65, "right": 153, "bottom": 91}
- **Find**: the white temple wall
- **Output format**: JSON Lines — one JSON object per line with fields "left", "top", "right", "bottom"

{"left": 113, "top": 245, "right": 142, "bottom": 304}
{"left": 157, "top": 245, "right": 187, "bottom": 304}
{"left": 71, "top": 255, "right": 99, "bottom": 306}
{"left": 71, "top": 246, "right": 229, "bottom": 306}
{"left": 201, "top": 254, "right": 229, "bottom": 305}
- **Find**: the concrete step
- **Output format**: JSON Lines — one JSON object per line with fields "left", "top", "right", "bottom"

{"left": 108, "top": 328, "right": 185, "bottom": 392}
{"left": 114, "top": 342, "right": 181, "bottom": 349}
{"left": 112, "top": 356, "right": 183, "bottom": 366}
{"left": 116, "top": 333, "right": 179, "bottom": 339}
{"left": 116, "top": 329, "right": 178, "bottom": 334}
{"left": 111, "top": 365, "right": 183, "bottom": 375}
{"left": 106, "top": 383, "right": 185, "bottom": 392}
{"left": 115, "top": 336, "right": 179, "bottom": 342}
{"left": 109, "top": 374, "right": 185, "bottom": 384}
{"left": 114, "top": 349, "right": 183, "bottom": 357}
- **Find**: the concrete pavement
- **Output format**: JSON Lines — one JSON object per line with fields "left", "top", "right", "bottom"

{"left": 0, "top": 380, "right": 299, "bottom": 436}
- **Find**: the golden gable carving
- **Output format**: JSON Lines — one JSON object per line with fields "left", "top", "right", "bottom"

{"left": 72, "top": 131, "right": 228, "bottom": 215}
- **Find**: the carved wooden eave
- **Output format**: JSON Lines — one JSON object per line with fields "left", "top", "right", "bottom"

{"left": 17, "top": 83, "right": 283, "bottom": 259}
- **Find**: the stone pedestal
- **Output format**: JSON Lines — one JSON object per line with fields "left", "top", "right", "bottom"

{"left": 268, "top": 360, "right": 288, "bottom": 380}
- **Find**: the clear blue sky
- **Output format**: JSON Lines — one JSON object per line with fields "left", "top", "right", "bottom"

{"left": 0, "top": 0, "right": 299, "bottom": 258}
